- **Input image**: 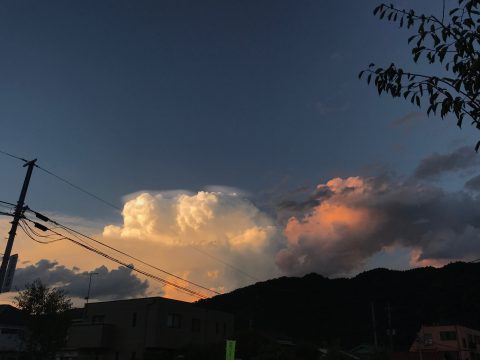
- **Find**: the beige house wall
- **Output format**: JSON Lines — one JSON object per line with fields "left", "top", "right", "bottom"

{"left": 67, "top": 297, "right": 234, "bottom": 360}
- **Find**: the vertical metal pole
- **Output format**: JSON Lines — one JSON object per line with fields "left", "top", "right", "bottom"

{"left": 387, "top": 302, "right": 394, "bottom": 352}
{"left": 85, "top": 272, "right": 98, "bottom": 305}
{"left": 371, "top": 302, "right": 378, "bottom": 349}
{"left": 0, "top": 159, "right": 36, "bottom": 291}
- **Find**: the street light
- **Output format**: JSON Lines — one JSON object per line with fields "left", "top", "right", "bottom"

{"left": 84, "top": 272, "right": 99, "bottom": 305}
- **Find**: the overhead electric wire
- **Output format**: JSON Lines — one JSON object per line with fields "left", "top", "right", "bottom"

{"left": 19, "top": 221, "right": 66, "bottom": 244}
{"left": 27, "top": 209, "right": 221, "bottom": 296}
{"left": 0, "top": 205, "right": 13, "bottom": 213}
{"left": 188, "top": 245, "right": 259, "bottom": 281}
{"left": 0, "top": 148, "right": 120, "bottom": 212}
{"left": 0, "top": 200, "right": 16, "bottom": 207}
{"left": 0, "top": 149, "right": 27, "bottom": 163}
{"left": 20, "top": 218, "right": 206, "bottom": 299}
{"left": 1, "top": 148, "right": 256, "bottom": 286}
{"left": 34, "top": 165, "right": 122, "bottom": 212}
{"left": 21, "top": 220, "right": 66, "bottom": 241}
{"left": 21, "top": 217, "right": 208, "bottom": 299}
{"left": 0, "top": 201, "right": 16, "bottom": 214}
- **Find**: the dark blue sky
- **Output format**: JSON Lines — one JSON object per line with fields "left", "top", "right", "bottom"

{"left": 0, "top": 0, "right": 475, "bottom": 220}
{"left": 4, "top": 1, "right": 480, "bottom": 301}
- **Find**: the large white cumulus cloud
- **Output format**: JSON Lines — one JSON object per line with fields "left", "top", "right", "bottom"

{"left": 104, "top": 191, "right": 275, "bottom": 252}
{"left": 102, "top": 190, "right": 281, "bottom": 298}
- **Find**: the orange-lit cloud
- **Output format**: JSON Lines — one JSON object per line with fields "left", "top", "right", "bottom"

{"left": 4, "top": 169, "right": 480, "bottom": 304}
{"left": 409, "top": 248, "right": 449, "bottom": 268}
{"left": 276, "top": 175, "right": 480, "bottom": 276}
{"left": 0, "top": 188, "right": 281, "bottom": 303}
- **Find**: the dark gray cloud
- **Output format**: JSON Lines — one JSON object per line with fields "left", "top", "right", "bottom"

{"left": 275, "top": 175, "right": 480, "bottom": 277}
{"left": 391, "top": 112, "right": 425, "bottom": 128}
{"left": 12, "top": 260, "right": 151, "bottom": 300}
{"left": 276, "top": 186, "right": 334, "bottom": 224}
{"left": 414, "top": 146, "right": 479, "bottom": 179}
{"left": 465, "top": 174, "right": 480, "bottom": 191}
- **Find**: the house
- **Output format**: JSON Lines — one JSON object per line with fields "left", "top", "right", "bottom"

{"left": 407, "top": 324, "right": 480, "bottom": 360}
{"left": 65, "top": 296, "right": 234, "bottom": 360}
{"left": 0, "top": 305, "right": 26, "bottom": 360}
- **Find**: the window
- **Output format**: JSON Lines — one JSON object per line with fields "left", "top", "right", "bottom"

{"left": 132, "top": 312, "right": 137, "bottom": 328}
{"left": 463, "top": 338, "right": 467, "bottom": 348}
{"left": 468, "top": 334, "right": 476, "bottom": 349}
{"left": 191, "top": 318, "right": 201, "bottom": 333}
{"left": 424, "top": 333, "right": 433, "bottom": 345}
{"left": 441, "top": 331, "right": 457, "bottom": 341}
{"left": 167, "top": 313, "right": 182, "bottom": 328}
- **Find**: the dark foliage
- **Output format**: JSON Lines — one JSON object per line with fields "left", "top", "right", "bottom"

{"left": 200, "top": 262, "right": 480, "bottom": 352}
{"left": 15, "top": 279, "right": 72, "bottom": 360}
{"left": 360, "top": 1, "right": 480, "bottom": 150}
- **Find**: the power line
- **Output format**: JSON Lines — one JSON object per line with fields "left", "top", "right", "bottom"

{"left": 21, "top": 216, "right": 212, "bottom": 300}
{"left": 0, "top": 149, "right": 27, "bottom": 163}
{"left": 0, "top": 205, "right": 13, "bottom": 212}
{"left": 20, "top": 218, "right": 208, "bottom": 299}
{"left": 27, "top": 208, "right": 222, "bottom": 296}
{"left": 0, "top": 150, "right": 256, "bottom": 285}
{"left": 19, "top": 221, "right": 66, "bottom": 244}
{"left": 35, "top": 165, "right": 122, "bottom": 212}
{"left": 188, "top": 245, "right": 259, "bottom": 282}
{"left": 22, "top": 217, "right": 215, "bottom": 299}
{"left": 0, "top": 149, "right": 120, "bottom": 212}
{"left": 0, "top": 200, "right": 16, "bottom": 207}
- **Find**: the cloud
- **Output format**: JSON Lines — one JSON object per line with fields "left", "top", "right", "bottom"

{"left": 276, "top": 175, "right": 480, "bottom": 276}
{"left": 12, "top": 260, "right": 149, "bottom": 300}
{"left": 315, "top": 101, "right": 350, "bottom": 115}
{"left": 414, "top": 146, "right": 479, "bottom": 179}
{"left": 465, "top": 174, "right": 480, "bottom": 191}
{"left": 391, "top": 112, "right": 425, "bottom": 128}
{"left": 102, "top": 190, "right": 281, "bottom": 298}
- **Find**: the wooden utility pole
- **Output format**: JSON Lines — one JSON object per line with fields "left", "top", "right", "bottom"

{"left": 0, "top": 159, "right": 36, "bottom": 291}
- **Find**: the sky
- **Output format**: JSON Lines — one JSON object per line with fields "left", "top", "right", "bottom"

{"left": 1, "top": 0, "right": 480, "bottom": 304}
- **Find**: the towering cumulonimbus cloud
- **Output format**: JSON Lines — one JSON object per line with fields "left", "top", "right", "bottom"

{"left": 275, "top": 175, "right": 480, "bottom": 276}
{"left": 104, "top": 190, "right": 276, "bottom": 251}
{"left": 102, "top": 190, "right": 281, "bottom": 298}
{"left": 10, "top": 147, "right": 480, "bottom": 301}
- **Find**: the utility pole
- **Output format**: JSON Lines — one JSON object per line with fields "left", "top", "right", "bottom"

{"left": 386, "top": 302, "right": 394, "bottom": 352}
{"left": 0, "top": 159, "right": 36, "bottom": 291}
{"left": 371, "top": 302, "right": 378, "bottom": 350}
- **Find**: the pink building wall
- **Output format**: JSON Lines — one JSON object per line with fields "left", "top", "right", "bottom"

{"left": 409, "top": 325, "right": 480, "bottom": 360}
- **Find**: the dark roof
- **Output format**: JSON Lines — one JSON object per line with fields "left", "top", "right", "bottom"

{"left": 0, "top": 305, "right": 26, "bottom": 326}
